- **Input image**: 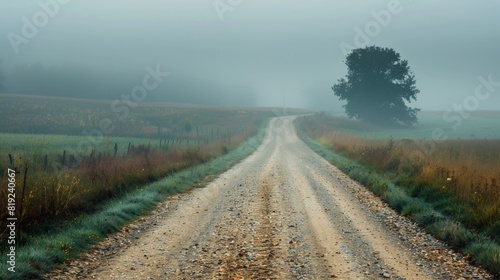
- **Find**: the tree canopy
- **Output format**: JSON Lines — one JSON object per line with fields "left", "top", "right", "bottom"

{"left": 332, "top": 46, "right": 420, "bottom": 125}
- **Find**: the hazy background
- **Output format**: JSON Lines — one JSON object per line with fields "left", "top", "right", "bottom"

{"left": 0, "top": 0, "right": 499, "bottom": 110}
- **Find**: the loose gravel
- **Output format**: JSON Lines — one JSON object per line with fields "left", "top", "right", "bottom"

{"left": 47, "top": 117, "right": 495, "bottom": 279}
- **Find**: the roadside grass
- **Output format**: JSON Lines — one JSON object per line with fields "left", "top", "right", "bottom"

{"left": 0, "top": 126, "right": 258, "bottom": 233}
{"left": 300, "top": 114, "right": 500, "bottom": 231}
{"left": 0, "top": 120, "right": 267, "bottom": 280}
{"left": 0, "top": 94, "right": 274, "bottom": 240}
{"left": 295, "top": 117, "right": 500, "bottom": 275}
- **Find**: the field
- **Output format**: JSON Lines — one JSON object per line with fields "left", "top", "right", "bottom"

{"left": 0, "top": 94, "right": 293, "bottom": 244}
{"left": 300, "top": 112, "right": 500, "bottom": 241}
{"left": 325, "top": 111, "right": 500, "bottom": 139}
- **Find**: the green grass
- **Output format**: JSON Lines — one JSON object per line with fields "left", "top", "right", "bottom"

{"left": 0, "top": 120, "right": 267, "bottom": 280}
{"left": 0, "top": 133, "right": 156, "bottom": 157}
{"left": 295, "top": 119, "right": 500, "bottom": 276}
{"left": 326, "top": 111, "right": 500, "bottom": 139}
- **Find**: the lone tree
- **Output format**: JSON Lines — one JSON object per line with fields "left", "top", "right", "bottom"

{"left": 332, "top": 46, "right": 420, "bottom": 125}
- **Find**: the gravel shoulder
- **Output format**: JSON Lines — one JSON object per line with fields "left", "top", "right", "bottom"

{"left": 48, "top": 117, "right": 494, "bottom": 279}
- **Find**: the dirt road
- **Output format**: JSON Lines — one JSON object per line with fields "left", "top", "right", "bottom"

{"left": 51, "top": 117, "right": 494, "bottom": 279}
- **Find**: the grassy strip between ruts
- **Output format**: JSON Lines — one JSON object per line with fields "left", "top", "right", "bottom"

{"left": 0, "top": 120, "right": 268, "bottom": 280}
{"left": 294, "top": 119, "right": 500, "bottom": 276}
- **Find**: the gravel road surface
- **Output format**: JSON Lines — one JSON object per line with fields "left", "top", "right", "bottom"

{"left": 49, "top": 117, "right": 494, "bottom": 279}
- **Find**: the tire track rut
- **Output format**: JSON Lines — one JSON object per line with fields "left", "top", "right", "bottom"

{"left": 47, "top": 117, "right": 494, "bottom": 279}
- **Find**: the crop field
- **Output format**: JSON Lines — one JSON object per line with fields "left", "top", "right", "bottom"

{"left": 326, "top": 111, "right": 500, "bottom": 139}
{"left": 0, "top": 94, "right": 290, "bottom": 243}
{"left": 298, "top": 113, "right": 500, "bottom": 241}
{"left": 0, "top": 93, "right": 268, "bottom": 137}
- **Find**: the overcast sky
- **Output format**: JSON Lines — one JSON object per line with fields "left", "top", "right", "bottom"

{"left": 1, "top": 0, "right": 499, "bottom": 110}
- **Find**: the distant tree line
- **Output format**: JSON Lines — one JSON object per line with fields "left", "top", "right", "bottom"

{"left": 0, "top": 62, "right": 257, "bottom": 106}
{"left": 5, "top": 64, "right": 133, "bottom": 100}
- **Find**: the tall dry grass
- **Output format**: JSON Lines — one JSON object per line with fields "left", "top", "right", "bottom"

{"left": 0, "top": 125, "right": 257, "bottom": 236}
{"left": 301, "top": 114, "right": 500, "bottom": 229}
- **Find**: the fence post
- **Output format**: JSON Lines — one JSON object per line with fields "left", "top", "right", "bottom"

{"left": 43, "top": 155, "right": 48, "bottom": 171}
{"left": 18, "top": 164, "right": 28, "bottom": 243}
{"left": 62, "top": 150, "right": 66, "bottom": 166}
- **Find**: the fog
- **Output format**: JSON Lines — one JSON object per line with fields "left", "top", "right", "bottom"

{"left": 1, "top": 0, "right": 499, "bottom": 110}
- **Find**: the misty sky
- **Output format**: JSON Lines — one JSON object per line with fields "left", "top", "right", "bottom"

{"left": 1, "top": 0, "right": 499, "bottom": 110}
